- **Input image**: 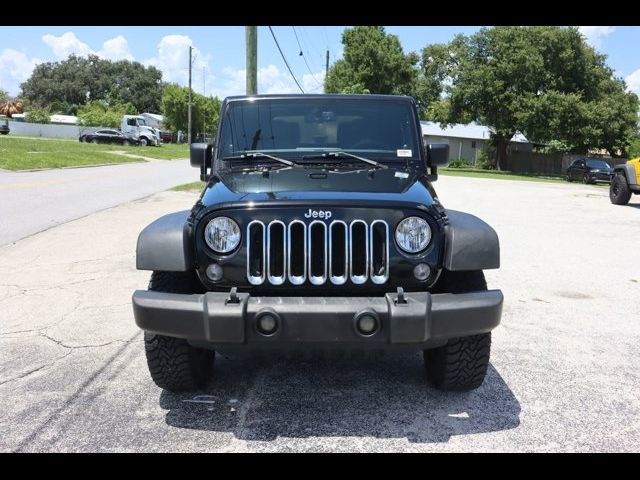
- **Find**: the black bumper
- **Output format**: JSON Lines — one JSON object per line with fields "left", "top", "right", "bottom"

{"left": 132, "top": 289, "right": 503, "bottom": 347}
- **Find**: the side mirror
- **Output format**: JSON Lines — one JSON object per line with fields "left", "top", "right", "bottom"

{"left": 427, "top": 143, "right": 450, "bottom": 166}
{"left": 190, "top": 142, "right": 212, "bottom": 168}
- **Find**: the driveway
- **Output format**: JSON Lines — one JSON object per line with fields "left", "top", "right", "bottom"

{"left": 0, "top": 176, "right": 639, "bottom": 452}
{"left": 0, "top": 158, "right": 195, "bottom": 246}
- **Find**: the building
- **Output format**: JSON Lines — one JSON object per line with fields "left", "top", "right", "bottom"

{"left": 49, "top": 114, "right": 78, "bottom": 125}
{"left": 421, "top": 121, "right": 532, "bottom": 163}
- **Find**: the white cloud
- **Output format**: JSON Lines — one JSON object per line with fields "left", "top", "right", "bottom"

{"left": 214, "top": 64, "right": 325, "bottom": 99}
{"left": 625, "top": 68, "right": 640, "bottom": 95}
{"left": 578, "top": 26, "right": 616, "bottom": 48}
{"left": 144, "top": 35, "right": 214, "bottom": 93}
{"left": 0, "top": 48, "right": 41, "bottom": 96}
{"left": 97, "top": 35, "right": 134, "bottom": 61}
{"left": 42, "top": 32, "right": 92, "bottom": 59}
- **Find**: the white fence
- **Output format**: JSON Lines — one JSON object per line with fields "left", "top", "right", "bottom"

{"left": 7, "top": 122, "right": 109, "bottom": 140}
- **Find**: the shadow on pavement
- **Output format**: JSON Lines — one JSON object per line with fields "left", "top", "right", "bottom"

{"left": 160, "top": 353, "right": 520, "bottom": 443}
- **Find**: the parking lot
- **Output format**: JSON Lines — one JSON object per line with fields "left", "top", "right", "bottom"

{"left": 1, "top": 175, "right": 639, "bottom": 452}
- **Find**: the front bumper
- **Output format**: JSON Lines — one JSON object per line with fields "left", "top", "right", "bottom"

{"left": 132, "top": 289, "right": 503, "bottom": 347}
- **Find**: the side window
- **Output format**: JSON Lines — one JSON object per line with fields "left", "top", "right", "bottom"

{"left": 127, "top": 118, "right": 137, "bottom": 126}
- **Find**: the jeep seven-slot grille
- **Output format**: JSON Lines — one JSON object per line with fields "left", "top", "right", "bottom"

{"left": 246, "top": 220, "right": 389, "bottom": 286}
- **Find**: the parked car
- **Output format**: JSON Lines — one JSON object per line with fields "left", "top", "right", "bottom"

{"left": 565, "top": 158, "right": 615, "bottom": 184}
{"left": 161, "top": 131, "right": 173, "bottom": 144}
{"left": 0, "top": 119, "right": 9, "bottom": 135}
{"left": 80, "top": 129, "right": 140, "bottom": 146}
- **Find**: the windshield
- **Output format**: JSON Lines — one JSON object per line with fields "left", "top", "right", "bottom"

{"left": 217, "top": 98, "right": 420, "bottom": 162}
{"left": 586, "top": 160, "right": 610, "bottom": 169}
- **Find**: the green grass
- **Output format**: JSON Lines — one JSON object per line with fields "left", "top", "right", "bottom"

{"left": 440, "top": 167, "right": 567, "bottom": 184}
{"left": 0, "top": 136, "right": 188, "bottom": 170}
{"left": 440, "top": 167, "right": 610, "bottom": 188}
{"left": 171, "top": 181, "right": 206, "bottom": 192}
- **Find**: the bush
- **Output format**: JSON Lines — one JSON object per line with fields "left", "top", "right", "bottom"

{"left": 25, "top": 108, "right": 51, "bottom": 124}
{"left": 476, "top": 150, "right": 496, "bottom": 170}
{"left": 447, "top": 158, "right": 473, "bottom": 168}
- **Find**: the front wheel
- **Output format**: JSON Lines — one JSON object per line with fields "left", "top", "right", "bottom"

{"left": 610, "top": 174, "right": 632, "bottom": 205}
{"left": 123, "top": 140, "right": 130, "bottom": 146}
{"left": 583, "top": 173, "right": 592, "bottom": 184}
{"left": 143, "top": 271, "right": 213, "bottom": 392}
{"left": 425, "top": 270, "right": 492, "bottom": 391}
{"left": 139, "top": 137, "right": 148, "bottom": 147}
{"left": 565, "top": 173, "right": 572, "bottom": 182}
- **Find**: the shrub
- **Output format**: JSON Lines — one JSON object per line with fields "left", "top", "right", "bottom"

{"left": 25, "top": 108, "right": 51, "bottom": 124}
{"left": 476, "top": 149, "right": 496, "bottom": 170}
{"left": 447, "top": 158, "right": 473, "bottom": 168}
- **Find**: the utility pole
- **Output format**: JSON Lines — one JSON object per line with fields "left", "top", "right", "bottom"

{"left": 246, "top": 26, "right": 257, "bottom": 95}
{"left": 188, "top": 45, "right": 192, "bottom": 144}
{"left": 325, "top": 50, "right": 329, "bottom": 78}
{"left": 203, "top": 66, "right": 206, "bottom": 141}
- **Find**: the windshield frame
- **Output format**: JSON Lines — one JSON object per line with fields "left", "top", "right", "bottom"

{"left": 213, "top": 96, "right": 425, "bottom": 171}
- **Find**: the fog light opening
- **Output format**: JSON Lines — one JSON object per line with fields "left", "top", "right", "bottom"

{"left": 256, "top": 312, "right": 279, "bottom": 336}
{"left": 206, "top": 263, "right": 224, "bottom": 282}
{"left": 413, "top": 263, "right": 431, "bottom": 281}
{"left": 354, "top": 311, "right": 380, "bottom": 337}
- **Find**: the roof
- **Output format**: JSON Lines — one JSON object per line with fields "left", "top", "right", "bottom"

{"left": 421, "top": 121, "right": 529, "bottom": 143}
{"left": 49, "top": 114, "right": 78, "bottom": 124}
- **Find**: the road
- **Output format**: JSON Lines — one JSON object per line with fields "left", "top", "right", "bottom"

{"left": 1, "top": 176, "right": 639, "bottom": 452}
{"left": 0, "top": 158, "right": 195, "bottom": 246}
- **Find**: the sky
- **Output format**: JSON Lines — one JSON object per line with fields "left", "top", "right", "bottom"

{"left": 1, "top": 26, "right": 640, "bottom": 101}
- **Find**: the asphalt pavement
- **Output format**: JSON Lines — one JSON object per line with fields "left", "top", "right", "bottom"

{"left": 0, "top": 157, "right": 195, "bottom": 245}
{"left": 1, "top": 176, "right": 639, "bottom": 452}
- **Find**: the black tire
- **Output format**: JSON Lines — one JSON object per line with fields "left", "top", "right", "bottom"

{"left": 424, "top": 270, "right": 491, "bottom": 391}
{"left": 610, "top": 174, "right": 632, "bottom": 205}
{"left": 582, "top": 173, "right": 592, "bottom": 184}
{"left": 91, "top": 138, "right": 98, "bottom": 144}
{"left": 123, "top": 140, "right": 130, "bottom": 146}
{"left": 143, "top": 271, "right": 213, "bottom": 392}
{"left": 140, "top": 137, "right": 148, "bottom": 147}
{"left": 565, "top": 174, "right": 572, "bottom": 182}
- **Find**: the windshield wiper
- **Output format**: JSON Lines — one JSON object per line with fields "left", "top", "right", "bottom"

{"left": 222, "top": 152, "right": 299, "bottom": 167}
{"left": 301, "top": 151, "right": 387, "bottom": 169}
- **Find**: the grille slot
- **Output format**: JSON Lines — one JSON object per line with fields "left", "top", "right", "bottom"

{"left": 308, "top": 221, "right": 327, "bottom": 285}
{"left": 247, "top": 221, "right": 265, "bottom": 285}
{"left": 248, "top": 219, "right": 389, "bottom": 286}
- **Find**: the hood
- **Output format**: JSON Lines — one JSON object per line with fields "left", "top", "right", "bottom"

{"left": 199, "top": 167, "right": 438, "bottom": 209}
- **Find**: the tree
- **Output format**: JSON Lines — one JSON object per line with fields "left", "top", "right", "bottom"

{"left": 77, "top": 101, "right": 136, "bottom": 128}
{"left": 20, "top": 55, "right": 163, "bottom": 113}
{"left": 0, "top": 89, "right": 8, "bottom": 102}
{"left": 161, "top": 84, "right": 221, "bottom": 141}
{"left": 422, "top": 26, "right": 640, "bottom": 168}
{"left": 325, "top": 26, "right": 419, "bottom": 98}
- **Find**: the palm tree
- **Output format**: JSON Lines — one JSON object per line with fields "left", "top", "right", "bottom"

{"left": 0, "top": 98, "right": 24, "bottom": 118}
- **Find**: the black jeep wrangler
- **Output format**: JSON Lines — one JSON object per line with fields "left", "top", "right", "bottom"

{"left": 132, "top": 94, "right": 503, "bottom": 392}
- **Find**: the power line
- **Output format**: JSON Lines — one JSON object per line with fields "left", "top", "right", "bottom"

{"left": 292, "top": 26, "right": 323, "bottom": 88}
{"left": 268, "top": 26, "right": 304, "bottom": 94}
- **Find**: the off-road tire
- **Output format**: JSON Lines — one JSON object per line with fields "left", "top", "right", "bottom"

{"left": 143, "top": 271, "right": 213, "bottom": 392}
{"left": 610, "top": 174, "right": 632, "bottom": 205}
{"left": 425, "top": 269, "right": 491, "bottom": 391}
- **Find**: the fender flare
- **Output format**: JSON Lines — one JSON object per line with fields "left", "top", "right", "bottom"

{"left": 443, "top": 210, "right": 500, "bottom": 271}
{"left": 136, "top": 210, "right": 193, "bottom": 271}
{"left": 613, "top": 164, "right": 637, "bottom": 186}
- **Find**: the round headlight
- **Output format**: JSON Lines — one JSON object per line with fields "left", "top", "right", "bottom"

{"left": 204, "top": 217, "right": 241, "bottom": 253}
{"left": 395, "top": 216, "right": 431, "bottom": 253}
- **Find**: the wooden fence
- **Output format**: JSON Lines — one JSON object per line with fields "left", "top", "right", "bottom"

{"left": 502, "top": 151, "right": 627, "bottom": 176}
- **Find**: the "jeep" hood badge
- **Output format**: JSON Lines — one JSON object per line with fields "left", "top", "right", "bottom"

{"left": 304, "top": 209, "right": 332, "bottom": 220}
